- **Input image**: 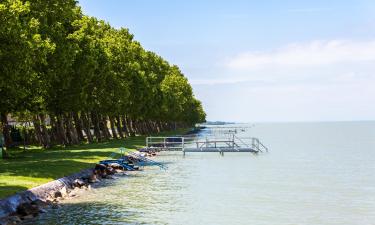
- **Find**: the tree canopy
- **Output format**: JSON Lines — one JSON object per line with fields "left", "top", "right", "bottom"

{"left": 0, "top": 0, "right": 206, "bottom": 150}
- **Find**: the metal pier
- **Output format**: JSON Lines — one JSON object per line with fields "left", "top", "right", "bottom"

{"left": 144, "top": 133, "right": 268, "bottom": 155}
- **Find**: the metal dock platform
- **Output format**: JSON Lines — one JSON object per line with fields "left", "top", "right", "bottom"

{"left": 144, "top": 132, "right": 268, "bottom": 155}
{"left": 183, "top": 147, "right": 258, "bottom": 153}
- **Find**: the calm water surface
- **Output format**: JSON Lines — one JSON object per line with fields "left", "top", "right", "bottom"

{"left": 26, "top": 122, "right": 375, "bottom": 225}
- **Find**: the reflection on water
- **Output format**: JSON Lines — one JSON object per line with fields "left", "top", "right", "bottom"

{"left": 26, "top": 122, "right": 375, "bottom": 225}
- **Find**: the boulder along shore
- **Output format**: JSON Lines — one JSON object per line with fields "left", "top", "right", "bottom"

{"left": 0, "top": 162, "right": 131, "bottom": 225}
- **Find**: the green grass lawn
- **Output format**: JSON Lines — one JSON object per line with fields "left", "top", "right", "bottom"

{"left": 0, "top": 129, "right": 189, "bottom": 199}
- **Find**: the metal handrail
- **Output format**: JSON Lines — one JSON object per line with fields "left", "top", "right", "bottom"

{"left": 145, "top": 135, "right": 269, "bottom": 153}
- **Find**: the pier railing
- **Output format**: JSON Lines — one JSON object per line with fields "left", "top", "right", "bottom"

{"left": 146, "top": 136, "right": 187, "bottom": 151}
{"left": 145, "top": 134, "right": 269, "bottom": 153}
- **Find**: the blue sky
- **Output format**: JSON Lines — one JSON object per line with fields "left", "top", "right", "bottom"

{"left": 79, "top": 0, "right": 375, "bottom": 122}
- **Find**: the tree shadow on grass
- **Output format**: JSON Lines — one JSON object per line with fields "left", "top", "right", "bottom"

{"left": 0, "top": 150, "right": 113, "bottom": 198}
{"left": 0, "top": 184, "right": 29, "bottom": 199}
{"left": 0, "top": 137, "right": 146, "bottom": 199}
{"left": 62, "top": 128, "right": 189, "bottom": 151}
{"left": 0, "top": 152, "right": 110, "bottom": 178}
{"left": 46, "top": 137, "right": 146, "bottom": 152}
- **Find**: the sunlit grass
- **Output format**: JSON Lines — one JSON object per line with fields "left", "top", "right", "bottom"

{"left": 0, "top": 128, "right": 190, "bottom": 199}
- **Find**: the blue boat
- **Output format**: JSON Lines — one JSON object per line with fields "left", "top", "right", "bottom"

{"left": 99, "top": 147, "right": 167, "bottom": 170}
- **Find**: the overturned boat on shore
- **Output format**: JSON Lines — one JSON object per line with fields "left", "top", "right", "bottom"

{"left": 99, "top": 147, "right": 167, "bottom": 171}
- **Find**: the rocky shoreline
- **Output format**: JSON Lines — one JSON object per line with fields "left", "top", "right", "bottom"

{"left": 0, "top": 163, "right": 129, "bottom": 225}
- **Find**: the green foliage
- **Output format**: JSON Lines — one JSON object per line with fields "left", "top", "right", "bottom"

{"left": 0, "top": 0, "right": 205, "bottom": 148}
{"left": 0, "top": 0, "right": 54, "bottom": 114}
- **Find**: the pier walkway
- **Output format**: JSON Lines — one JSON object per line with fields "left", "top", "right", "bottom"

{"left": 143, "top": 134, "right": 268, "bottom": 155}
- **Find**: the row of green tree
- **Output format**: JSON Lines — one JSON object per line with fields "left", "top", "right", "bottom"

{"left": 0, "top": 0, "right": 206, "bottom": 152}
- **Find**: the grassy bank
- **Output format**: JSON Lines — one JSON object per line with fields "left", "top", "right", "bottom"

{"left": 0, "top": 129, "right": 189, "bottom": 199}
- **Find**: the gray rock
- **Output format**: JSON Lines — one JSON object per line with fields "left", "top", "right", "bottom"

{"left": 33, "top": 199, "right": 48, "bottom": 208}
{"left": 21, "top": 214, "right": 35, "bottom": 220}
{"left": 94, "top": 164, "right": 106, "bottom": 172}
{"left": 54, "top": 191, "right": 62, "bottom": 199}
{"left": 69, "top": 193, "right": 77, "bottom": 198}
{"left": 38, "top": 208, "right": 47, "bottom": 214}
{"left": 73, "top": 179, "right": 85, "bottom": 188}
{"left": 0, "top": 168, "right": 94, "bottom": 220}
{"left": 6, "top": 216, "right": 21, "bottom": 224}
{"left": 88, "top": 174, "right": 98, "bottom": 183}
{"left": 60, "top": 187, "right": 68, "bottom": 197}
{"left": 0, "top": 218, "right": 8, "bottom": 225}
{"left": 108, "top": 163, "right": 122, "bottom": 170}
{"left": 16, "top": 202, "right": 39, "bottom": 217}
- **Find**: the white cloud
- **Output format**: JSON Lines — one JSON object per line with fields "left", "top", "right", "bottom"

{"left": 192, "top": 39, "right": 375, "bottom": 121}
{"left": 227, "top": 40, "right": 375, "bottom": 70}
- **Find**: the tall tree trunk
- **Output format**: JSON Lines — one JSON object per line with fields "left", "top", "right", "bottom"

{"left": 32, "top": 115, "right": 43, "bottom": 146}
{"left": 142, "top": 121, "right": 148, "bottom": 134}
{"left": 99, "top": 115, "right": 110, "bottom": 140}
{"left": 91, "top": 112, "right": 101, "bottom": 142}
{"left": 156, "top": 121, "right": 161, "bottom": 133}
{"left": 65, "top": 113, "right": 79, "bottom": 145}
{"left": 1, "top": 113, "right": 10, "bottom": 158}
{"left": 109, "top": 116, "right": 118, "bottom": 139}
{"left": 143, "top": 121, "right": 150, "bottom": 135}
{"left": 56, "top": 114, "right": 67, "bottom": 145}
{"left": 81, "top": 113, "right": 93, "bottom": 143}
{"left": 141, "top": 121, "right": 147, "bottom": 134}
{"left": 122, "top": 115, "right": 131, "bottom": 137}
{"left": 147, "top": 120, "right": 154, "bottom": 134}
{"left": 50, "top": 115, "right": 58, "bottom": 144}
{"left": 149, "top": 121, "right": 156, "bottom": 133}
{"left": 140, "top": 121, "right": 146, "bottom": 134}
{"left": 115, "top": 116, "right": 124, "bottom": 138}
{"left": 133, "top": 120, "right": 139, "bottom": 134}
{"left": 161, "top": 122, "right": 167, "bottom": 131}
{"left": 104, "top": 116, "right": 111, "bottom": 139}
{"left": 64, "top": 114, "right": 72, "bottom": 145}
{"left": 73, "top": 112, "right": 85, "bottom": 142}
{"left": 154, "top": 121, "right": 160, "bottom": 133}
{"left": 134, "top": 120, "right": 140, "bottom": 135}
{"left": 70, "top": 113, "right": 80, "bottom": 144}
{"left": 147, "top": 121, "right": 153, "bottom": 133}
{"left": 134, "top": 120, "right": 142, "bottom": 134}
{"left": 39, "top": 114, "right": 51, "bottom": 148}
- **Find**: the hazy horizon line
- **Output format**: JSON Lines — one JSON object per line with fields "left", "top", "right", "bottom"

{"left": 205, "top": 119, "right": 375, "bottom": 124}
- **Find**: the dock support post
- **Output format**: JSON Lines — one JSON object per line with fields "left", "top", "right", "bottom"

{"left": 232, "top": 134, "right": 235, "bottom": 148}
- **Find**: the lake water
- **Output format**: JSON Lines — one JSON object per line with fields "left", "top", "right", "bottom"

{"left": 26, "top": 122, "right": 375, "bottom": 225}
